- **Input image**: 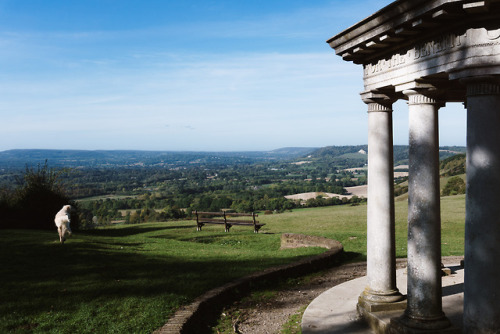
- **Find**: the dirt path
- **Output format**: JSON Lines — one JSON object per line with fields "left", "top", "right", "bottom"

{"left": 215, "top": 256, "right": 463, "bottom": 334}
{"left": 215, "top": 262, "right": 368, "bottom": 334}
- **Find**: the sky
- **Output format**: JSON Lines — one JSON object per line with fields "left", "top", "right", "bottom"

{"left": 0, "top": 0, "right": 466, "bottom": 152}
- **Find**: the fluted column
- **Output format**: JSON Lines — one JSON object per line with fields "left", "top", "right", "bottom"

{"left": 358, "top": 96, "right": 403, "bottom": 312}
{"left": 391, "top": 89, "right": 451, "bottom": 332}
{"left": 463, "top": 78, "right": 500, "bottom": 333}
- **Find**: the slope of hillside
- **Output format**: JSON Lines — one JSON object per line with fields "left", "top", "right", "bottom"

{"left": 305, "top": 145, "right": 465, "bottom": 168}
{"left": 440, "top": 154, "right": 466, "bottom": 176}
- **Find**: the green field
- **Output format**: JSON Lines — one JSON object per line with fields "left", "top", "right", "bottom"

{"left": 1, "top": 195, "right": 465, "bottom": 333}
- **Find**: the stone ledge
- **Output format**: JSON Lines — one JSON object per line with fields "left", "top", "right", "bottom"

{"left": 388, "top": 316, "right": 461, "bottom": 334}
{"left": 155, "top": 234, "right": 343, "bottom": 334}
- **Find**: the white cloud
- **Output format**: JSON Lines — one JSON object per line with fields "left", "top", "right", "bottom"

{"left": 0, "top": 50, "right": 368, "bottom": 150}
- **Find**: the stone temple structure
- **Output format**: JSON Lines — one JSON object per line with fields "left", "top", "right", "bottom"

{"left": 327, "top": 0, "right": 500, "bottom": 333}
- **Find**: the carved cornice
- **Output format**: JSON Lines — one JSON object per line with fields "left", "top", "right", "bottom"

{"left": 328, "top": 0, "right": 500, "bottom": 65}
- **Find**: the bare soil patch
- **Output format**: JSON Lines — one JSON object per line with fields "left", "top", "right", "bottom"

{"left": 345, "top": 185, "right": 367, "bottom": 197}
{"left": 215, "top": 261, "right": 368, "bottom": 334}
{"left": 284, "top": 186, "right": 367, "bottom": 203}
{"left": 284, "top": 192, "right": 350, "bottom": 201}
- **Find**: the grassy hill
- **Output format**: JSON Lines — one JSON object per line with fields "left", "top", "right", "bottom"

{"left": 440, "top": 153, "right": 466, "bottom": 176}
{"left": 1, "top": 195, "right": 465, "bottom": 333}
{"left": 304, "top": 145, "right": 466, "bottom": 169}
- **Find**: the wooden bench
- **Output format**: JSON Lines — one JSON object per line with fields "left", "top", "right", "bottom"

{"left": 194, "top": 211, "right": 265, "bottom": 233}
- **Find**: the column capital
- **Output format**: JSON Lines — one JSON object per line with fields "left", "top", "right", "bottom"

{"left": 402, "top": 89, "right": 445, "bottom": 108}
{"left": 461, "top": 76, "right": 500, "bottom": 97}
{"left": 367, "top": 102, "right": 392, "bottom": 113}
{"left": 361, "top": 90, "right": 396, "bottom": 112}
{"left": 396, "top": 81, "right": 446, "bottom": 107}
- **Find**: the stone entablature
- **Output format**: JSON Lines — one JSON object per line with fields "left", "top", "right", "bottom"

{"left": 327, "top": 0, "right": 500, "bottom": 64}
{"left": 363, "top": 28, "right": 500, "bottom": 92}
{"left": 328, "top": 0, "right": 500, "bottom": 98}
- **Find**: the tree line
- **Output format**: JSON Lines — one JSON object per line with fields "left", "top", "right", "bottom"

{"left": 1, "top": 149, "right": 468, "bottom": 230}
{"left": 0, "top": 156, "right": 367, "bottom": 229}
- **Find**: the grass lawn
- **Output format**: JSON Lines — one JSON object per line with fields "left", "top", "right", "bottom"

{"left": 1, "top": 195, "right": 465, "bottom": 333}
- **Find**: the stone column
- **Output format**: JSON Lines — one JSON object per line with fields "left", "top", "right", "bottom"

{"left": 463, "top": 78, "right": 500, "bottom": 333}
{"left": 391, "top": 89, "right": 451, "bottom": 332}
{"left": 358, "top": 97, "right": 403, "bottom": 312}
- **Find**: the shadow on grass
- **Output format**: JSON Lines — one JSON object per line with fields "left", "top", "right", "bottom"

{"left": 340, "top": 251, "right": 366, "bottom": 263}
{"left": 79, "top": 224, "right": 194, "bottom": 238}
{"left": 0, "top": 229, "right": 329, "bottom": 333}
{"left": 173, "top": 235, "right": 224, "bottom": 244}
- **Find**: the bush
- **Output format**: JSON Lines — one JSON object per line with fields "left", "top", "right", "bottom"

{"left": 442, "top": 176, "right": 466, "bottom": 196}
{"left": 0, "top": 161, "right": 77, "bottom": 230}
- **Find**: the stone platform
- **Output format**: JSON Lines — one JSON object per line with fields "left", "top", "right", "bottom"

{"left": 302, "top": 262, "right": 464, "bottom": 333}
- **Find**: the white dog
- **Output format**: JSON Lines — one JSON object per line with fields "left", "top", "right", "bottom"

{"left": 54, "top": 205, "right": 72, "bottom": 244}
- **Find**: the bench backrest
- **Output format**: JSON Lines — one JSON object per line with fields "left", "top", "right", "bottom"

{"left": 194, "top": 211, "right": 258, "bottom": 223}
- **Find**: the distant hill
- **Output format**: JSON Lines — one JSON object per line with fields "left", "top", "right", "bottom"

{"left": 306, "top": 145, "right": 465, "bottom": 167}
{"left": 0, "top": 146, "right": 465, "bottom": 169}
{"left": 306, "top": 145, "right": 368, "bottom": 168}
{"left": 309, "top": 145, "right": 368, "bottom": 158}
{"left": 0, "top": 148, "right": 318, "bottom": 169}
{"left": 268, "top": 147, "right": 318, "bottom": 156}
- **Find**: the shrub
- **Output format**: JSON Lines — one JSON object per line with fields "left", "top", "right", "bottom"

{"left": 0, "top": 161, "right": 77, "bottom": 230}
{"left": 442, "top": 176, "right": 466, "bottom": 196}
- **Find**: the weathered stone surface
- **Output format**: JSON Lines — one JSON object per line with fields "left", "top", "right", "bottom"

{"left": 464, "top": 80, "right": 500, "bottom": 333}
{"left": 364, "top": 105, "right": 402, "bottom": 306}
{"left": 405, "top": 89, "right": 445, "bottom": 323}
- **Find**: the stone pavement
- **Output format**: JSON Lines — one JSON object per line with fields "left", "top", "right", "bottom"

{"left": 302, "top": 262, "right": 464, "bottom": 333}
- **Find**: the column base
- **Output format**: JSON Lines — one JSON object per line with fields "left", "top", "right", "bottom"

{"left": 388, "top": 313, "right": 459, "bottom": 333}
{"left": 358, "top": 288, "right": 406, "bottom": 312}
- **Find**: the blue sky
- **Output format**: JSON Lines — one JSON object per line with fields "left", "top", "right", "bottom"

{"left": 0, "top": 0, "right": 466, "bottom": 151}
